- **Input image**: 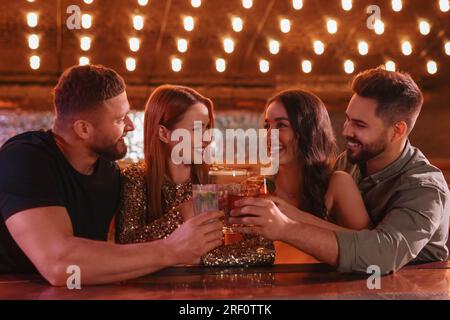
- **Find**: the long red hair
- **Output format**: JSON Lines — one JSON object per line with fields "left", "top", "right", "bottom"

{"left": 143, "top": 85, "right": 215, "bottom": 221}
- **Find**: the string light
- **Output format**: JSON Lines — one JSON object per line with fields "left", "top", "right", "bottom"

{"left": 327, "top": 19, "right": 338, "bottom": 34}
{"left": 29, "top": 55, "right": 40, "bottom": 70}
{"left": 191, "top": 0, "right": 202, "bottom": 8}
{"left": 184, "top": 16, "right": 194, "bottom": 31}
{"left": 341, "top": 0, "right": 352, "bottom": 11}
{"left": 401, "top": 41, "right": 412, "bottom": 55}
{"left": 427, "top": 60, "right": 437, "bottom": 74}
{"left": 28, "top": 34, "right": 39, "bottom": 50}
{"left": 374, "top": 19, "right": 385, "bottom": 35}
{"left": 259, "top": 59, "right": 269, "bottom": 73}
{"left": 84, "top": 0, "right": 94, "bottom": 4}
{"left": 133, "top": 15, "right": 144, "bottom": 31}
{"left": 313, "top": 40, "right": 325, "bottom": 55}
{"left": 27, "top": 12, "right": 38, "bottom": 28}
{"left": 385, "top": 60, "right": 396, "bottom": 71}
{"left": 293, "top": 0, "right": 303, "bottom": 10}
{"left": 223, "top": 38, "right": 234, "bottom": 54}
{"left": 216, "top": 58, "right": 226, "bottom": 72}
{"left": 419, "top": 20, "right": 431, "bottom": 35}
{"left": 80, "top": 36, "right": 91, "bottom": 51}
{"left": 81, "top": 14, "right": 92, "bottom": 29}
{"left": 172, "top": 58, "right": 182, "bottom": 72}
{"left": 138, "top": 0, "right": 149, "bottom": 6}
{"left": 242, "top": 0, "right": 253, "bottom": 9}
{"left": 445, "top": 41, "right": 450, "bottom": 55}
{"left": 301, "top": 60, "right": 312, "bottom": 73}
{"left": 358, "top": 41, "right": 369, "bottom": 55}
{"left": 392, "top": 0, "right": 402, "bottom": 12}
{"left": 79, "top": 56, "right": 90, "bottom": 66}
{"left": 439, "top": 0, "right": 449, "bottom": 12}
{"left": 129, "top": 37, "right": 140, "bottom": 52}
{"left": 280, "top": 19, "right": 291, "bottom": 33}
{"left": 177, "top": 38, "right": 188, "bottom": 53}
{"left": 269, "top": 40, "right": 280, "bottom": 55}
{"left": 232, "top": 17, "right": 243, "bottom": 32}
{"left": 126, "top": 57, "right": 136, "bottom": 72}
{"left": 344, "top": 60, "right": 354, "bottom": 74}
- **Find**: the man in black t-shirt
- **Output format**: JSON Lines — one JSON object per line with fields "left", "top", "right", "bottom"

{"left": 0, "top": 65, "right": 223, "bottom": 285}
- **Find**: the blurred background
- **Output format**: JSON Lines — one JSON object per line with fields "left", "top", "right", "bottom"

{"left": 0, "top": 0, "right": 448, "bottom": 180}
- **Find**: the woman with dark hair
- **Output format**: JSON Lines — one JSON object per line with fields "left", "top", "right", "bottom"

{"left": 116, "top": 84, "right": 274, "bottom": 266}
{"left": 263, "top": 89, "right": 370, "bottom": 229}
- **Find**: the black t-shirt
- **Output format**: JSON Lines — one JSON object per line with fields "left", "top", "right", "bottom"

{"left": 0, "top": 130, "right": 120, "bottom": 273}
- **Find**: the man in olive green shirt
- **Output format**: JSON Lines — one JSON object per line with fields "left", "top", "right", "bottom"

{"left": 230, "top": 67, "right": 449, "bottom": 275}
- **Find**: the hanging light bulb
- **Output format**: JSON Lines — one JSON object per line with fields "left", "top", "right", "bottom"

{"left": 344, "top": 60, "right": 355, "bottom": 74}
{"left": 358, "top": 41, "right": 369, "bottom": 55}
{"left": 280, "top": 19, "right": 291, "bottom": 33}
{"left": 401, "top": 41, "right": 412, "bottom": 56}
{"left": 327, "top": 19, "right": 338, "bottom": 34}
{"left": 293, "top": 0, "right": 303, "bottom": 10}
{"left": 385, "top": 60, "right": 396, "bottom": 71}
{"left": 232, "top": 17, "right": 243, "bottom": 32}
{"left": 216, "top": 58, "right": 226, "bottom": 72}
{"left": 313, "top": 40, "right": 325, "bottom": 55}
{"left": 259, "top": 59, "right": 269, "bottom": 73}
{"left": 177, "top": 38, "right": 188, "bottom": 53}
{"left": 301, "top": 60, "right": 312, "bottom": 73}
{"left": 341, "top": 0, "right": 352, "bottom": 11}
{"left": 268, "top": 40, "right": 280, "bottom": 55}
{"left": 223, "top": 38, "right": 234, "bottom": 54}
{"left": 184, "top": 16, "right": 194, "bottom": 31}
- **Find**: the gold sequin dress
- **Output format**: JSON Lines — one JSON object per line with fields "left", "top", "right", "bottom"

{"left": 115, "top": 162, "right": 275, "bottom": 267}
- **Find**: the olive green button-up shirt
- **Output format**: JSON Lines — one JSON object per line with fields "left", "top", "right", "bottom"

{"left": 334, "top": 141, "right": 449, "bottom": 275}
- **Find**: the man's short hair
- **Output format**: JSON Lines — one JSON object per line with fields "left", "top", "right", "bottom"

{"left": 53, "top": 65, "right": 126, "bottom": 122}
{"left": 352, "top": 66, "right": 424, "bottom": 133}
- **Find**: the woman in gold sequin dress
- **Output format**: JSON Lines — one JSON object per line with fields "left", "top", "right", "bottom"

{"left": 115, "top": 85, "right": 274, "bottom": 266}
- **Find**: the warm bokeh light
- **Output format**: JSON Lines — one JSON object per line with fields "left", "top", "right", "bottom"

{"left": 177, "top": 38, "right": 188, "bottom": 53}
{"left": 341, "top": 0, "right": 352, "bottom": 11}
{"left": 82, "top": 14, "right": 92, "bottom": 29}
{"left": 385, "top": 60, "right": 396, "bottom": 71}
{"left": 344, "top": 59, "right": 354, "bottom": 74}
{"left": 269, "top": 40, "right": 280, "bottom": 55}
{"left": 184, "top": 16, "right": 195, "bottom": 31}
{"left": 84, "top": 0, "right": 94, "bottom": 4}
{"left": 445, "top": 41, "right": 450, "bottom": 55}
{"left": 419, "top": 20, "right": 431, "bottom": 35}
{"left": 358, "top": 41, "right": 369, "bottom": 55}
{"left": 293, "top": 0, "right": 303, "bottom": 10}
{"left": 80, "top": 36, "right": 91, "bottom": 51}
{"left": 242, "top": 0, "right": 253, "bottom": 9}
{"left": 29, "top": 55, "right": 40, "bottom": 70}
{"left": 232, "top": 17, "right": 243, "bottom": 32}
{"left": 313, "top": 40, "right": 325, "bottom": 55}
{"left": 28, "top": 34, "right": 39, "bottom": 50}
{"left": 27, "top": 12, "right": 38, "bottom": 28}
{"left": 401, "top": 41, "right": 412, "bottom": 56}
{"left": 392, "top": 0, "right": 403, "bottom": 12}
{"left": 327, "top": 19, "right": 338, "bottom": 34}
{"left": 259, "top": 59, "right": 269, "bottom": 73}
{"left": 301, "top": 60, "right": 312, "bottom": 73}
{"left": 191, "top": 0, "right": 202, "bottom": 8}
{"left": 439, "top": 0, "right": 449, "bottom": 12}
{"left": 280, "top": 19, "right": 291, "bottom": 33}
{"left": 172, "top": 58, "right": 182, "bottom": 72}
{"left": 216, "top": 58, "right": 226, "bottom": 72}
{"left": 374, "top": 19, "right": 385, "bottom": 35}
{"left": 133, "top": 15, "right": 144, "bottom": 31}
{"left": 138, "top": 0, "right": 149, "bottom": 6}
{"left": 126, "top": 57, "right": 136, "bottom": 71}
{"left": 79, "top": 56, "right": 90, "bottom": 66}
{"left": 129, "top": 37, "right": 140, "bottom": 52}
{"left": 427, "top": 60, "right": 437, "bottom": 74}
{"left": 223, "top": 38, "right": 234, "bottom": 54}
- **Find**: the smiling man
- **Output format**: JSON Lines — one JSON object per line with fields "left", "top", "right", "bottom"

{"left": 230, "top": 67, "right": 449, "bottom": 275}
{"left": 0, "top": 65, "right": 224, "bottom": 285}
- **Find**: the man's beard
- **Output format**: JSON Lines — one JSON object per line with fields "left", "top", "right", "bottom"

{"left": 346, "top": 134, "right": 388, "bottom": 165}
{"left": 92, "top": 137, "right": 128, "bottom": 161}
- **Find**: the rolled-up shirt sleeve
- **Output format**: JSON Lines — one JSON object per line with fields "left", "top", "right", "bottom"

{"left": 335, "top": 184, "right": 447, "bottom": 275}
